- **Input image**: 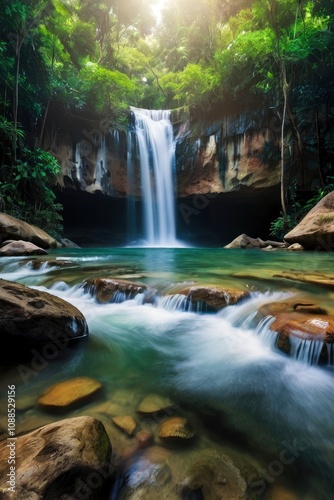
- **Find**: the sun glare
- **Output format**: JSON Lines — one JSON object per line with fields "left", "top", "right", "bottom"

{"left": 151, "top": 0, "right": 167, "bottom": 24}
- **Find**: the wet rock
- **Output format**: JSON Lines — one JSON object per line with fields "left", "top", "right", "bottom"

{"left": 270, "top": 312, "right": 334, "bottom": 343}
{"left": 135, "top": 430, "right": 154, "bottom": 448}
{"left": 266, "top": 484, "right": 298, "bottom": 500}
{"left": 112, "top": 416, "right": 137, "bottom": 436}
{"left": 0, "top": 212, "right": 56, "bottom": 248}
{"left": 0, "top": 279, "right": 88, "bottom": 358}
{"left": 287, "top": 243, "right": 304, "bottom": 251}
{"left": 284, "top": 191, "right": 334, "bottom": 249}
{"left": 0, "top": 239, "right": 47, "bottom": 256}
{"left": 293, "top": 303, "right": 327, "bottom": 315}
{"left": 37, "top": 377, "right": 102, "bottom": 412}
{"left": 273, "top": 270, "right": 334, "bottom": 288}
{"left": 0, "top": 416, "right": 112, "bottom": 500}
{"left": 83, "top": 277, "right": 146, "bottom": 303}
{"left": 158, "top": 416, "right": 195, "bottom": 442}
{"left": 137, "top": 394, "right": 175, "bottom": 415}
{"left": 168, "top": 449, "right": 247, "bottom": 500}
{"left": 224, "top": 234, "right": 267, "bottom": 249}
{"left": 23, "top": 258, "right": 75, "bottom": 270}
{"left": 170, "top": 285, "right": 249, "bottom": 311}
{"left": 60, "top": 237, "right": 81, "bottom": 248}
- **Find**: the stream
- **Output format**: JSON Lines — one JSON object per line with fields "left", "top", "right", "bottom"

{"left": 1, "top": 247, "right": 334, "bottom": 499}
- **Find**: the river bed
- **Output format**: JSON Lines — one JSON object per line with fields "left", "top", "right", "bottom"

{"left": 1, "top": 247, "right": 334, "bottom": 499}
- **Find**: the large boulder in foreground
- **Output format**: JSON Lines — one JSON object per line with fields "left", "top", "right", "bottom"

{"left": 0, "top": 279, "right": 88, "bottom": 356}
{"left": 84, "top": 277, "right": 146, "bottom": 303}
{"left": 0, "top": 416, "right": 112, "bottom": 500}
{"left": 0, "top": 212, "right": 56, "bottom": 248}
{"left": 284, "top": 191, "right": 334, "bottom": 249}
{"left": 0, "top": 240, "right": 47, "bottom": 256}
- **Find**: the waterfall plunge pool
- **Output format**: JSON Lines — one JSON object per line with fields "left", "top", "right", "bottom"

{"left": 1, "top": 247, "right": 334, "bottom": 499}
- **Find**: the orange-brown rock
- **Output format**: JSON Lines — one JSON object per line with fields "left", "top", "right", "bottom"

{"left": 172, "top": 285, "right": 249, "bottom": 311}
{"left": 158, "top": 417, "right": 195, "bottom": 441}
{"left": 270, "top": 312, "right": 334, "bottom": 344}
{"left": 137, "top": 394, "right": 175, "bottom": 415}
{"left": 83, "top": 277, "right": 146, "bottom": 303}
{"left": 273, "top": 270, "right": 334, "bottom": 288}
{"left": 37, "top": 377, "right": 102, "bottom": 412}
{"left": 112, "top": 415, "right": 137, "bottom": 436}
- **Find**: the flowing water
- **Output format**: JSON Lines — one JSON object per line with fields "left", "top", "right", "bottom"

{"left": 128, "top": 108, "right": 179, "bottom": 247}
{"left": 1, "top": 248, "right": 334, "bottom": 499}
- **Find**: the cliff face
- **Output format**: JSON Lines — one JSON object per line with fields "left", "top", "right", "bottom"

{"left": 50, "top": 112, "right": 282, "bottom": 200}
{"left": 175, "top": 115, "right": 281, "bottom": 197}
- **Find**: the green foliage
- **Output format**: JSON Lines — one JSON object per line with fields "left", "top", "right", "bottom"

{"left": 0, "top": 149, "right": 63, "bottom": 238}
{"left": 79, "top": 63, "right": 136, "bottom": 115}
{"left": 270, "top": 182, "right": 334, "bottom": 239}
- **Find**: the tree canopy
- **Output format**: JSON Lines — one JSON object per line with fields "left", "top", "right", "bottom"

{"left": 0, "top": 0, "right": 334, "bottom": 234}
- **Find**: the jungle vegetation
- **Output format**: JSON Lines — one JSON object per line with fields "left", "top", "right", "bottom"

{"left": 0, "top": 0, "right": 333, "bottom": 236}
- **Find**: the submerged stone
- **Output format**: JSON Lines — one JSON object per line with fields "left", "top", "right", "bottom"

{"left": 137, "top": 394, "right": 175, "bottom": 415}
{"left": 168, "top": 449, "right": 247, "bottom": 499}
{"left": 37, "top": 377, "right": 102, "bottom": 412}
{"left": 158, "top": 416, "right": 195, "bottom": 442}
{"left": 112, "top": 415, "right": 137, "bottom": 436}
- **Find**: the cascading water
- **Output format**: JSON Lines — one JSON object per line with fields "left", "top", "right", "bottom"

{"left": 129, "top": 107, "right": 178, "bottom": 247}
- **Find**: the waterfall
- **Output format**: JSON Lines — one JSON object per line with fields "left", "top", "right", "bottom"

{"left": 129, "top": 107, "right": 178, "bottom": 247}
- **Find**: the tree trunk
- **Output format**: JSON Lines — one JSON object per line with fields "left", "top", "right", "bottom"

{"left": 280, "top": 63, "right": 288, "bottom": 215}
{"left": 13, "top": 37, "right": 21, "bottom": 164}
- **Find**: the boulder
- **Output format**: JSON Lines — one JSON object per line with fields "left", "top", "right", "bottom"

{"left": 60, "top": 237, "right": 81, "bottom": 248}
{"left": 112, "top": 415, "right": 137, "bottom": 436}
{"left": 0, "top": 416, "right": 112, "bottom": 500}
{"left": 270, "top": 311, "right": 334, "bottom": 344}
{"left": 37, "top": 377, "right": 103, "bottom": 413}
{"left": 83, "top": 277, "right": 146, "bottom": 303}
{"left": 158, "top": 417, "right": 195, "bottom": 442}
{"left": 287, "top": 243, "right": 304, "bottom": 251}
{"left": 224, "top": 234, "right": 267, "bottom": 249}
{"left": 168, "top": 285, "right": 249, "bottom": 311}
{"left": 0, "top": 239, "right": 47, "bottom": 256}
{"left": 284, "top": 191, "right": 334, "bottom": 249}
{"left": 257, "top": 298, "right": 334, "bottom": 361}
{"left": 0, "top": 212, "right": 56, "bottom": 248}
{"left": 0, "top": 279, "right": 88, "bottom": 357}
{"left": 168, "top": 449, "right": 247, "bottom": 499}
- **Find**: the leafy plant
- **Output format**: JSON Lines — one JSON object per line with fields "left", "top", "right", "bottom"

{"left": 0, "top": 148, "right": 63, "bottom": 238}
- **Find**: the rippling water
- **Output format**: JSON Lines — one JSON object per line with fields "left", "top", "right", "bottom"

{"left": 1, "top": 247, "right": 334, "bottom": 499}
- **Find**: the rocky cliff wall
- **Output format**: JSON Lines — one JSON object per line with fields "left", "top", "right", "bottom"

{"left": 49, "top": 111, "right": 284, "bottom": 200}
